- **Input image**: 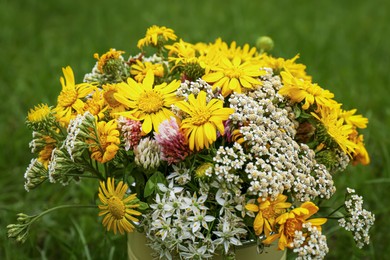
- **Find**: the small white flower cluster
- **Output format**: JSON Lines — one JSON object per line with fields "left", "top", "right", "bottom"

{"left": 29, "top": 131, "right": 47, "bottom": 153}
{"left": 48, "top": 148, "right": 80, "bottom": 185}
{"left": 292, "top": 222, "right": 329, "bottom": 259}
{"left": 176, "top": 79, "right": 223, "bottom": 102}
{"left": 63, "top": 112, "right": 95, "bottom": 161}
{"left": 333, "top": 149, "right": 351, "bottom": 172}
{"left": 212, "top": 213, "right": 247, "bottom": 256}
{"left": 167, "top": 164, "right": 192, "bottom": 185}
{"left": 24, "top": 158, "right": 47, "bottom": 192}
{"left": 144, "top": 179, "right": 248, "bottom": 259}
{"left": 134, "top": 137, "right": 161, "bottom": 169}
{"left": 145, "top": 182, "right": 215, "bottom": 260}
{"left": 142, "top": 53, "right": 167, "bottom": 65}
{"left": 229, "top": 72, "right": 335, "bottom": 202}
{"left": 83, "top": 62, "right": 102, "bottom": 83}
{"left": 213, "top": 142, "right": 247, "bottom": 184}
{"left": 338, "top": 188, "right": 375, "bottom": 248}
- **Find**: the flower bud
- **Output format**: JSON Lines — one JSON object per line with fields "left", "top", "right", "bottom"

{"left": 17, "top": 213, "right": 30, "bottom": 223}
{"left": 256, "top": 36, "right": 274, "bottom": 52}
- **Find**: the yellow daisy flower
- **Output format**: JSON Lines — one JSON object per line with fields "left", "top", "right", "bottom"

{"left": 175, "top": 91, "right": 234, "bottom": 151}
{"left": 311, "top": 106, "right": 358, "bottom": 155}
{"left": 26, "top": 103, "right": 56, "bottom": 130}
{"left": 245, "top": 194, "right": 292, "bottom": 237}
{"left": 82, "top": 89, "right": 107, "bottom": 120}
{"left": 130, "top": 60, "right": 164, "bottom": 82}
{"left": 98, "top": 177, "right": 142, "bottom": 234}
{"left": 263, "top": 202, "right": 327, "bottom": 250}
{"left": 94, "top": 48, "right": 125, "bottom": 74}
{"left": 202, "top": 56, "right": 265, "bottom": 96}
{"left": 212, "top": 38, "right": 258, "bottom": 62}
{"left": 102, "top": 83, "right": 127, "bottom": 117}
{"left": 350, "top": 130, "right": 370, "bottom": 165}
{"left": 27, "top": 103, "right": 52, "bottom": 124}
{"left": 339, "top": 108, "right": 368, "bottom": 129}
{"left": 114, "top": 70, "right": 181, "bottom": 134}
{"left": 37, "top": 137, "right": 56, "bottom": 168}
{"left": 166, "top": 39, "right": 198, "bottom": 67}
{"left": 137, "top": 25, "right": 177, "bottom": 49}
{"left": 54, "top": 66, "right": 96, "bottom": 126}
{"left": 88, "top": 119, "right": 120, "bottom": 163}
{"left": 279, "top": 71, "right": 338, "bottom": 110}
{"left": 260, "top": 53, "right": 312, "bottom": 81}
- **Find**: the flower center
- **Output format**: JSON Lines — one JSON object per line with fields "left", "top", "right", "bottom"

{"left": 191, "top": 108, "right": 211, "bottom": 126}
{"left": 108, "top": 196, "right": 125, "bottom": 219}
{"left": 58, "top": 88, "right": 78, "bottom": 107}
{"left": 138, "top": 91, "right": 164, "bottom": 113}
{"left": 225, "top": 68, "right": 242, "bottom": 79}
{"left": 104, "top": 89, "right": 121, "bottom": 108}
{"left": 261, "top": 207, "right": 275, "bottom": 219}
{"left": 284, "top": 218, "right": 302, "bottom": 238}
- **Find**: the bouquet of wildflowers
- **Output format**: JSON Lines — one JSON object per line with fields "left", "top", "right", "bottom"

{"left": 8, "top": 25, "right": 375, "bottom": 259}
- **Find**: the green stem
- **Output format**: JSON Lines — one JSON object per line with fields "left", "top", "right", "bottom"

{"left": 64, "top": 173, "right": 100, "bottom": 179}
{"left": 326, "top": 216, "right": 346, "bottom": 220}
{"left": 325, "top": 204, "right": 345, "bottom": 218}
{"left": 31, "top": 204, "right": 97, "bottom": 224}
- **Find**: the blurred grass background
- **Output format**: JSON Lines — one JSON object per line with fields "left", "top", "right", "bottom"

{"left": 1, "top": 0, "right": 389, "bottom": 259}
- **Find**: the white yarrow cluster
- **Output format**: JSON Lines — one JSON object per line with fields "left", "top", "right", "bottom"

{"left": 176, "top": 79, "right": 223, "bottom": 102}
{"left": 229, "top": 72, "right": 335, "bottom": 201}
{"left": 338, "top": 188, "right": 375, "bottom": 248}
{"left": 292, "top": 222, "right": 329, "bottom": 259}
{"left": 213, "top": 142, "right": 247, "bottom": 184}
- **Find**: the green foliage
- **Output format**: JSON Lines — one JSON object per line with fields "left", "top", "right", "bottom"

{"left": 1, "top": 0, "right": 390, "bottom": 259}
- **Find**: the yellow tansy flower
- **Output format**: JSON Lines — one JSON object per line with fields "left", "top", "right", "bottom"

{"left": 175, "top": 91, "right": 234, "bottom": 151}
{"left": 98, "top": 177, "right": 141, "bottom": 234}
{"left": 137, "top": 25, "right": 177, "bottom": 49}
{"left": 114, "top": 70, "right": 181, "bottom": 134}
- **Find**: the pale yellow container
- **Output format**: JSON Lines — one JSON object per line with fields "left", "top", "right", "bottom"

{"left": 127, "top": 232, "right": 286, "bottom": 260}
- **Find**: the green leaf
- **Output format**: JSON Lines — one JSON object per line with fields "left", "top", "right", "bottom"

{"left": 137, "top": 201, "right": 149, "bottom": 211}
{"left": 143, "top": 171, "right": 166, "bottom": 198}
{"left": 144, "top": 179, "right": 155, "bottom": 198}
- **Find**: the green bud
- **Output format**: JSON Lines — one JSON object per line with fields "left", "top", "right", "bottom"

{"left": 16, "top": 213, "right": 31, "bottom": 223}
{"left": 183, "top": 62, "right": 205, "bottom": 81}
{"left": 16, "top": 232, "right": 28, "bottom": 243}
{"left": 256, "top": 36, "right": 274, "bottom": 53}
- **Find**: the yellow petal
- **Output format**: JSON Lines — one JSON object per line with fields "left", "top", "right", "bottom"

{"left": 142, "top": 115, "right": 153, "bottom": 134}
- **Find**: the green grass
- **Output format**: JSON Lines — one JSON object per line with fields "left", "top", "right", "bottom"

{"left": 1, "top": 0, "right": 389, "bottom": 259}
